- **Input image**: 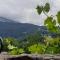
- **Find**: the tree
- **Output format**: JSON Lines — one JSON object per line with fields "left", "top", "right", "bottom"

{"left": 36, "top": 1, "right": 60, "bottom": 36}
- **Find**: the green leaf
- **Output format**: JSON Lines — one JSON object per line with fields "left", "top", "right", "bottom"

{"left": 53, "top": 20, "right": 56, "bottom": 25}
{"left": 44, "top": 17, "right": 53, "bottom": 25}
{"left": 56, "top": 11, "right": 60, "bottom": 24}
{"left": 36, "top": 5, "right": 43, "bottom": 15}
{"left": 44, "top": 17, "right": 58, "bottom": 33}
{"left": 28, "top": 44, "right": 46, "bottom": 54}
{"left": 44, "top": 3, "right": 50, "bottom": 13}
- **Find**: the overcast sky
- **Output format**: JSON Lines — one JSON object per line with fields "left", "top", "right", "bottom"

{"left": 0, "top": 0, "right": 60, "bottom": 26}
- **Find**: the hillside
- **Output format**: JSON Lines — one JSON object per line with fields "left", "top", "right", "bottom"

{"left": 0, "top": 17, "right": 48, "bottom": 39}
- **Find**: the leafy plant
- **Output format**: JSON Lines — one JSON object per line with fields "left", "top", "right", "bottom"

{"left": 44, "top": 36, "right": 60, "bottom": 54}
{"left": 18, "top": 48, "right": 24, "bottom": 54}
{"left": 3, "top": 37, "right": 20, "bottom": 51}
{"left": 56, "top": 11, "right": 60, "bottom": 24}
{"left": 43, "top": 3, "right": 50, "bottom": 13}
{"left": 8, "top": 48, "right": 18, "bottom": 55}
{"left": 28, "top": 44, "right": 46, "bottom": 54}
{"left": 36, "top": 2, "right": 60, "bottom": 35}
{"left": 36, "top": 5, "right": 43, "bottom": 15}
{"left": 8, "top": 48, "right": 24, "bottom": 55}
{"left": 8, "top": 44, "right": 17, "bottom": 50}
{"left": 36, "top": 3, "right": 50, "bottom": 15}
{"left": 45, "top": 46, "right": 58, "bottom": 54}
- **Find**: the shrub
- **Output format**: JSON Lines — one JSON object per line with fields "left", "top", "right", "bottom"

{"left": 8, "top": 44, "right": 17, "bottom": 50}
{"left": 28, "top": 44, "right": 46, "bottom": 54}
{"left": 8, "top": 48, "right": 24, "bottom": 55}
{"left": 44, "top": 36, "right": 60, "bottom": 54}
{"left": 45, "top": 46, "right": 57, "bottom": 54}
{"left": 44, "top": 36, "right": 60, "bottom": 46}
{"left": 18, "top": 48, "right": 24, "bottom": 54}
{"left": 8, "top": 48, "right": 18, "bottom": 55}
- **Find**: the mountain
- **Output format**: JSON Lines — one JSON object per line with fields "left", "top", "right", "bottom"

{"left": 0, "top": 17, "right": 16, "bottom": 22}
{"left": 0, "top": 17, "right": 48, "bottom": 39}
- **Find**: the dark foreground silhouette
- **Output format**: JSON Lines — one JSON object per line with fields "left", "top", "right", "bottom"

{"left": 7, "top": 56, "right": 43, "bottom": 60}
{"left": 7, "top": 56, "right": 34, "bottom": 60}
{"left": 7, "top": 56, "right": 60, "bottom": 60}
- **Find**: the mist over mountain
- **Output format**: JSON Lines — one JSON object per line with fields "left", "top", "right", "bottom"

{"left": 0, "top": 17, "right": 48, "bottom": 39}
{"left": 0, "top": 17, "right": 16, "bottom": 22}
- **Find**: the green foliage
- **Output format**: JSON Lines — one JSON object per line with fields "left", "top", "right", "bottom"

{"left": 56, "top": 11, "right": 60, "bottom": 24}
{"left": 0, "top": 35, "right": 60, "bottom": 54}
{"left": 36, "top": 5, "right": 43, "bottom": 15}
{"left": 44, "top": 36, "right": 60, "bottom": 54}
{"left": 44, "top": 17, "right": 58, "bottom": 33}
{"left": 43, "top": 3, "right": 50, "bottom": 13}
{"left": 20, "top": 31, "right": 44, "bottom": 49}
{"left": 18, "top": 48, "right": 24, "bottom": 54}
{"left": 44, "top": 11, "right": 60, "bottom": 34}
{"left": 45, "top": 46, "right": 58, "bottom": 54}
{"left": 45, "top": 45, "right": 60, "bottom": 54}
{"left": 8, "top": 48, "right": 18, "bottom": 55}
{"left": 1, "top": 32, "right": 60, "bottom": 55}
{"left": 28, "top": 44, "right": 46, "bottom": 54}
{"left": 36, "top": 3, "right": 50, "bottom": 15}
{"left": 8, "top": 44, "right": 17, "bottom": 50}
{"left": 6, "top": 36, "right": 60, "bottom": 54}
{"left": 44, "top": 36, "right": 60, "bottom": 46}
{"left": 8, "top": 48, "right": 24, "bottom": 55}
{"left": 27, "top": 32, "right": 43, "bottom": 44}
{"left": 44, "top": 17, "right": 53, "bottom": 26}
{"left": 3, "top": 37, "right": 20, "bottom": 51}
{"left": 36, "top": 2, "right": 60, "bottom": 34}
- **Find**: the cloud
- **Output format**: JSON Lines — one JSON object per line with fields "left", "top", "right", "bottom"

{"left": 0, "top": 0, "right": 60, "bottom": 26}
